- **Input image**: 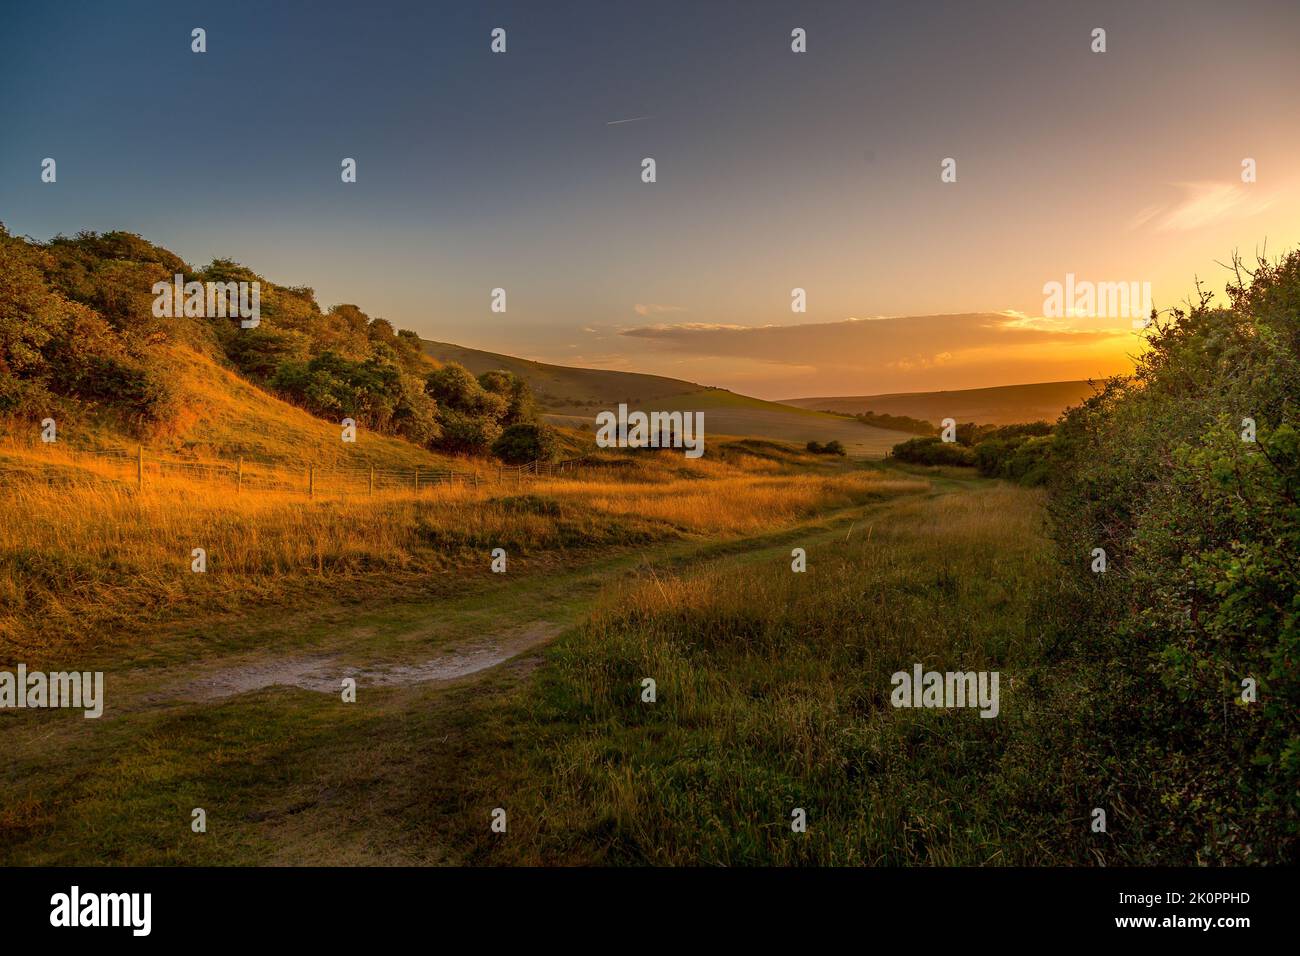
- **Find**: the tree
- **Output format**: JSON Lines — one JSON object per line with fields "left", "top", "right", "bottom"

{"left": 492, "top": 422, "right": 558, "bottom": 464}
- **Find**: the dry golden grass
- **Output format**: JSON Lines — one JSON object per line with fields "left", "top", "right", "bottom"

{"left": 3, "top": 345, "right": 466, "bottom": 472}
{"left": 544, "top": 474, "right": 921, "bottom": 533}
{"left": 0, "top": 440, "right": 921, "bottom": 662}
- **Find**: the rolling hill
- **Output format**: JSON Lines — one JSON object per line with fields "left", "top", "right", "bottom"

{"left": 0, "top": 342, "right": 481, "bottom": 478}
{"left": 422, "top": 340, "right": 912, "bottom": 457}
{"left": 779, "top": 380, "right": 1099, "bottom": 427}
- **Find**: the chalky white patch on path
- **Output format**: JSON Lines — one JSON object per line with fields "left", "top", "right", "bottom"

{"left": 176, "top": 622, "right": 564, "bottom": 701}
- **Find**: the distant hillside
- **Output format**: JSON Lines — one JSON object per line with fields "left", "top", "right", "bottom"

{"left": 421, "top": 341, "right": 705, "bottom": 411}
{"left": 423, "top": 341, "right": 912, "bottom": 457}
{"left": 780, "top": 380, "right": 1098, "bottom": 427}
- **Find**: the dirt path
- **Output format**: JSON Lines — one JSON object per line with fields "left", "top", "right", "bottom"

{"left": 121, "top": 483, "right": 927, "bottom": 712}
{"left": 174, "top": 621, "right": 565, "bottom": 702}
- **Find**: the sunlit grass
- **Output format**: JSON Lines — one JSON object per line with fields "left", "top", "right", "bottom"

{"left": 446, "top": 481, "right": 1096, "bottom": 865}
{"left": 0, "top": 439, "right": 919, "bottom": 662}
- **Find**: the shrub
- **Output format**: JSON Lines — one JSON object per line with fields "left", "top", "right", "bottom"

{"left": 890, "top": 436, "right": 975, "bottom": 466}
{"left": 436, "top": 408, "right": 502, "bottom": 456}
{"left": 1047, "top": 251, "right": 1300, "bottom": 863}
{"left": 972, "top": 431, "right": 1053, "bottom": 485}
{"left": 492, "top": 423, "right": 558, "bottom": 465}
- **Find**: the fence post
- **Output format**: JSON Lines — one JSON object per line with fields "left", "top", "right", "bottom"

{"left": 369, "top": 465, "right": 374, "bottom": 496}
{"left": 414, "top": 468, "right": 419, "bottom": 493}
{"left": 309, "top": 464, "right": 315, "bottom": 498}
{"left": 237, "top": 456, "right": 243, "bottom": 493}
{"left": 137, "top": 445, "right": 144, "bottom": 490}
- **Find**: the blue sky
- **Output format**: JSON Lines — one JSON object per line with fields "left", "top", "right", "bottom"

{"left": 3, "top": 0, "right": 1298, "bottom": 396}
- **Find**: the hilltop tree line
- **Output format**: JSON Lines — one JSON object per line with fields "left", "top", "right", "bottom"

{"left": 0, "top": 226, "right": 555, "bottom": 463}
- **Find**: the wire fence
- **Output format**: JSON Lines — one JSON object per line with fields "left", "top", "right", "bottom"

{"left": 6, "top": 442, "right": 614, "bottom": 498}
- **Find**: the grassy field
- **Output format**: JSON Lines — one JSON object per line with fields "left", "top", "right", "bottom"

{"left": 444, "top": 474, "right": 1098, "bottom": 865}
{"left": 0, "top": 437, "right": 912, "bottom": 662}
{"left": 0, "top": 449, "right": 1112, "bottom": 866}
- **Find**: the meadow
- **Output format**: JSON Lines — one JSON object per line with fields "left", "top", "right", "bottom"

{"left": 0, "top": 447, "right": 1102, "bottom": 866}
{"left": 438, "top": 475, "right": 1102, "bottom": 865}
{"left": 0, "top": 436, "right": 918, "bottom": 664}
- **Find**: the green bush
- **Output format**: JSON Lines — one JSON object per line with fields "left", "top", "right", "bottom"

{"left": 973, "top": 432, "right": 1053, "bottom": 485}
{"left": 1047, "top": 251, "right": 1300, "bottom": 863}
{"left": 436, "top": 408, "right": 502, "bottom": 456}
{"left": 492, "top": 423, "right": 558, "bottom": 465}
{"left": 890, "top": 435, "right": 975, "bottom": 466}
{"left": 423, "top": 363, "right": 540, "bottom": 456}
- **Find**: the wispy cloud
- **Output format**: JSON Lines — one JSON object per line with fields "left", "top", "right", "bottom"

{"left": 606, "top": 115, "right": 653, "bottom": 126}
{"left": 1130, "top": 182, "right": 1275, "bottom": 232}
{"left": 632, "top": 302, "right": 687, "bottom": 317}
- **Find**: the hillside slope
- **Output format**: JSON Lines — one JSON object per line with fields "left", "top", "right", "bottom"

{"left": 780, "top": 380, "right": 1098, "bottom": 427}
{"left": 421, "top": 340, "right": 705, "bottom": 411}
{"left": 422, "top": 340, "right": 911, "bottom": 457}
{"left": 2, "top": 343, "right": 480, "bottom": 476}
{"left": 149, "top": 346, "right": 473, "bottom": 469}
{"left": 0, "top": 228, "right": 535, "bottom": 470}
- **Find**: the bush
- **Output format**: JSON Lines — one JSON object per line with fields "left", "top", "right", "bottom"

{"left": 890, "top": 436, "right": 975, "bottom": 466}
{"left": 0, "top": 226, "right": 454, "bottom": 443}
{"left": 421, "top": 363, "right": 544, "bottom": 456}
{"left": 805, "top": 439, "right": 846, "bottom": 456}
{"left": 432, "top": 409, "right": 498, "bottom": 456}
{"left": 492, "top": 423, "right": 558, "bottom": 465}
{"left": 425, "top": 363, "right": 481, "bottom": 409}
{"left": 478, "top": 369, "right": 536, "bottom": 426}
{"left": 1047, "top": 251, "right": 1300, "bottom": 863}
{"left": 972, "top": 432, "right": 1053, "bottom": 485}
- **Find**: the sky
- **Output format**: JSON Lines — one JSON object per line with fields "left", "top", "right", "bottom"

{"left": 2, "top": 0, "right": 1298, "bottom": 398}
